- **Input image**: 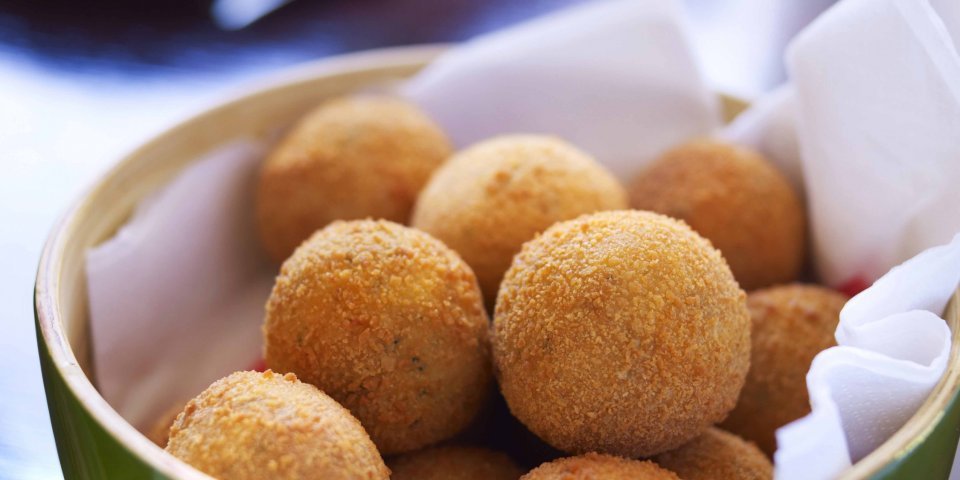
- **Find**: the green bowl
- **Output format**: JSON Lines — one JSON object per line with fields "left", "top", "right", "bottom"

{"left": 34, "top": 44, "right": 960, "bottom": 479}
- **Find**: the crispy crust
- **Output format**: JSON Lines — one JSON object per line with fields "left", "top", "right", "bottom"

{"left": 721, "top": 284, "right": 848, "bottom": 456}
{"left": 165, "top": 370, "right": 389, "bottom": 480}
{"left": 264, "top": 220, "right": 492, "bottom": 454}
{"left": 389, "top": 446, "right": 522, "bottom": 480}
{"left": 654, "top": 427, "right": 773, "bottom": 480}
{"left": 256, "top": 95, "right": 451, "bottom": 262}
{"left": 522, "top": 453, "right": 679, "bottom": 480}
{"left": 411, "top": 135, "right": 627, "bottom": 304}
{"left": 629, "top": 139, "right": 805, "bottom": 290}
{"left": 493, "top": 210, "right": 750, "bottom": 457}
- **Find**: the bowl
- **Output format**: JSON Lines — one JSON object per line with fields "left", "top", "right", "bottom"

{"left": 34, "top": 44, "right": 960, "bottom": 479}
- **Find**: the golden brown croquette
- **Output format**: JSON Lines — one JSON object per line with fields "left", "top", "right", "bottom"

{"left": 522, "top": 453, "right": 679, "bottom": 480}
{"left": 494, "top": 210, "right": 750, "bottom": 458}
{"left": 629, "top": 139, "right": 805, "bottom": 290}
{"left": 264, "top": 220, "right": 492, "bottom": 454}
{"left": 654, "top": 427, "right": 773, "bottom": 480}
{"left": 165, "top": 370, "right": 388, "bottom": 480}
{"left": 256, "top": 95, "right": 451, "bottom": 262}
{"left": 721, "top": 284, "right": 848, "bottom": 456}
{"left": 389, "top": 446, "right": 522, "bottom": 480}
{"left": 411, "top": 135, "right": 627, "bottom": 304}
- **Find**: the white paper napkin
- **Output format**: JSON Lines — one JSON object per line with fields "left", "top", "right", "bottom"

{"left": 402, "top": 0, "right": 720, "bottom": 181}
{"left": 86, "top": 141, "right": 274, "bottom": 429}
{"left": 794, "top": 0, "right": 960, "bottom": 287}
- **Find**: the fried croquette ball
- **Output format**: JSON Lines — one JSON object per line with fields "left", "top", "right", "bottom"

{"left": 628, "top": 139, "right": 805, "bottom": 290}
{"left": 411, "top": 135, "right": 627, "bottom": 304}
{"left": 256, "top": 95, "right": 451, "bottom": 262}
{"left": 522, "top": 453, "right": 679, "bottom": 480}
{"left": 654, "top": 428, "right": 772, "bottom": 480}
{"left": 264, "top": 219, "right": 492, "bottom": 454}
{"left": 494, "top": 210, "right": 750, "bottom": 458}
{"left": 721, "top": 284, "right": 848, "bottom": 456}
{"left": 165, "top": 370, "right": 388, "bottom": 480}
{"left": 389, "top": 446, "right": 522, "bottom": 480}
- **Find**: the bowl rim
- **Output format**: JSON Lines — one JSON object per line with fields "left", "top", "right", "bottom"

{"left": 33, "top": 42, "right": 960, "bottom": 479}
{"left": 839, "top": 290, "right": 960, "bottom": 479}
{"left": 33, "top": 43, "right": 447, "bottom": 480}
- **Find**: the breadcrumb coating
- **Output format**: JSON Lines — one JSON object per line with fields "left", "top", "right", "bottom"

{"left": 165, "top": 370, "right": 389, "bottom": 480}
{"left": 411, "top": 135, "right": 627, "bottom": 304}
{"left": 264, "top": 219, "right": 492, "bottom": 454}
{"left": 389, "top": 446, "right": 522, "bottom": 480}
{"left": 654, "top": 427, "right": 772, "bottom": 480}
{"left": 629, "top": 139, "right": 805, "bottom": 290}
{"left": 493, "top": 210, "right": 750, "bottom": 457}
{"left": 721, "top": 284, "right": 847, "bottom": 456}
{"left": 522, "top": 453, "right": 679, "bottom": 480}
{"left": 256, "top": 95, "right": 451, "bottom": 262}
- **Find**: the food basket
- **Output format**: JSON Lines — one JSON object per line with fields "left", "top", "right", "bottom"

{"left": 34, "top": 45, "right": 960, "bottom": 479}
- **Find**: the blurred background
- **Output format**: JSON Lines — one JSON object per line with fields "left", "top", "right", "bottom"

{"left": 0, "top": 0, "right": 833, "bottom": 477}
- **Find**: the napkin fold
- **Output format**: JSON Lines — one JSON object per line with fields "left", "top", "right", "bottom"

{"left": 775, "top": 234, "right": 960, "bottom": 479}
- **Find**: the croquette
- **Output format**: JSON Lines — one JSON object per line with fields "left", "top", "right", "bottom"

{"left": 494, "top": 210, "right": 750, "bottom": 457}
{"left": 165, "top": 370, "right": 388, "bottom": 480}
{"left": 522, "top": 453, "right": 679, "bottom": 480}
{"left": 256, "top": 95, "right": 451, "bottom": 262}
{"left": 654, "top": 427, "right": 773, "bottom": 480}
{"left": 264, "top": 219, "right": 492, "bottom": 454}
{"left": 389, "top": 446, "right": 522, "bottom": 480}
{"left": 721, "top": 284, "right": 848, "bottom": 456}
{"left": 411, "top": 135, "right": 627, "bottom": 304}
{"left": 629, "top": 139, "right": 805, "bottom": 290}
